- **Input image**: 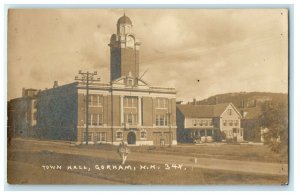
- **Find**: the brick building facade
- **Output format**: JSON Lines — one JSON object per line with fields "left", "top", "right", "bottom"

{"left": 34, "top": 14, "right": 177, "bottom": 146}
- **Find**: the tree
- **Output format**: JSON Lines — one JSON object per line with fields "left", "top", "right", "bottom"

{"left": 260, "top": 102, "right": 288, "bottom": 154}
{"left": 242, "top": 120, "right": 261, "bottom": 142}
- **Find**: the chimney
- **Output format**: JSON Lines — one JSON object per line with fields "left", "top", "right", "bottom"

{"left": 193, "top": 98, "right": 196, "bottom": 105}
{"left": 53, "top": 81, "right": 58, "bottom": 88}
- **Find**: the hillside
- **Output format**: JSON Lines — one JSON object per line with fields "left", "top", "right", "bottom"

{"left": 194, "top": 92, "right": 288, "bottom": 109}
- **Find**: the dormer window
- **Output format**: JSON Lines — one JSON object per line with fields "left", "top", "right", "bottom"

{"left": 128, "top": 79, "right": 133, "bottom": 86}
{"left": 125, "top": 78, "right": 134, "bottom": 87}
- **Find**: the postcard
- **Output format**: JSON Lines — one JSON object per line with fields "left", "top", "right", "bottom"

{"left": 7, "top": 8, "right": 288, "bottom": 185}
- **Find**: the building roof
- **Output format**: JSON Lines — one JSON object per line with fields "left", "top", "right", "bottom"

{"left": 117, "top": 15, "right": 132, "bottom": 25}
{"left": 177, "top": 103, "right": 233, "bottom": 118}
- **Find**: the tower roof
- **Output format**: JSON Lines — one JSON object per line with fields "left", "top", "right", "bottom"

{"left": 117, "top": 14, "right": 132, "bottom": 25}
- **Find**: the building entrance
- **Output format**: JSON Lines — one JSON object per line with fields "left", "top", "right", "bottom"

{"left": 127, "top": 131, "right": 136, "bottom": 145}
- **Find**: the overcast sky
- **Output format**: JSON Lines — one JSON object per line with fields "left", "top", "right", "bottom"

{"left": 8, "top": 9, "right": 288, "bottom": 101}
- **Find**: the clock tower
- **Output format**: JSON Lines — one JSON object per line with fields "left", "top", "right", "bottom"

{"left": 108, "top": 14, "right": 141, "bottom": 83}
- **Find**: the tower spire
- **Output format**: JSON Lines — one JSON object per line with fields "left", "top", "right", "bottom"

{"left": 110, "top": 14, "right": 140, "bottom": 82}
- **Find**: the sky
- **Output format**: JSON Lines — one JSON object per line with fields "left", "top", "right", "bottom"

{"left": 7, "top": 9, "right": 288, "bottom": 101}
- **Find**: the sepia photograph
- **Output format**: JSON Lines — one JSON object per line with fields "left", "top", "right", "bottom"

{"left": 6, "top": 8, "right": 289, "bottom": 185}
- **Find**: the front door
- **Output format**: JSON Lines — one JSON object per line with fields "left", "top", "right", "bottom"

{"left": 127, "top": 131, "right": 136, "bottom": 145}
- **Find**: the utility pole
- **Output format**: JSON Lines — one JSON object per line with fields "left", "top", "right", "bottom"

{"left": 75, "top": 70, "right": 100, "bottom": 145}
{"left": 168, "top": 112, "right": 172, "bottom": 147}
{"left": 110, "top": 80, "right": 114, "bottom": 145}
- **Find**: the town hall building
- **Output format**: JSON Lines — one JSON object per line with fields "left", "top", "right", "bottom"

{"left": 32, "top": 14, "right": 177, "bottom": 146}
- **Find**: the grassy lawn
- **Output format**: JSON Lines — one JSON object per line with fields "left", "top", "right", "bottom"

{"left": 9, "top": 138, "right": 287, "bottom": 164}
{"left": 77, "top": 143, "right": 287, "bottom": 163}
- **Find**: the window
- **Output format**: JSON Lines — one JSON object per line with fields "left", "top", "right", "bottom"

{"left": 156, "top": 98, "right": 168, "bottom": 109}
{"left": 124, "top": 97, "right": 138, "bottom": 108}
{"left": 95, "top": 132, "right": 100, "bottom": 141}
{"left": 88, "top": 113, "right": 103, "bottom": 126}
{"left": 228, "top": 109, "right": 232, "bottom": 115}
{"left": 88, "top": 114, "right": 92, "bottom": 125}
{"left": 162, "top": 99, "right": 167, "bottom": 108}
{"left": 125, "top": 26, "right": 131, "bottom": 34}
{"left": 207, "top": 130, "right": 213, "bottom": 136}
{"left": 124, "top": 113, "right": 137, "bottom": 125}
{"left": 88, "top": 95, "right": 103, "bottom": 107}
{"left": 223, "top": 120, "right": 227, "bottom": 126}
{"left": 92, "top": 114, "right": 98, "bottom": 126}
{"left": 83, "top": 132, "right": 93, "bottom": 142}
{"left": 198, "top": 120, "right": 202, "bottom": 126}
{"left": 229, "top": 120, "right": 233, "bottom": 126}
{"left": 128, "top": 114, "right": 133, "bottom": 124}
{"left": 92, "top": 95, "right": 98, "bottom": 106}
{"left": 95, "top": 132, "right": 106, "bottom": 142}
{"left": 209, "top": 120, "right": 212, "bottom": 126}
{"left": 116, "top": 131, "right": 123, "bottom": 140}
{"left": 160, "top": 116, "right": 164, "bottom": 126}
{"left": 127, "top": 79, "right": 133, "bottom": 86}
{"left": 98, "top": 114, "right": 103, "bottom": 126}
{"left": 99, "top": 95, "right": 103, "bottom": 106}
{"left": 156, "top": 114, "right": 169, "bottom": 126}
{"left": 140, "top": 130, "right": 147, "bottom": 139}
{"left": 192, "top": 120, "right": 197, "bottom": 126}
{"left": 234, "top": 120, "right": 239, "bottom": 126}
{"left": 204, "top": 120, "right": 208, "bottom": 126}
{"left": 200, "top": 130, "right": 205, "bottom": 136}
